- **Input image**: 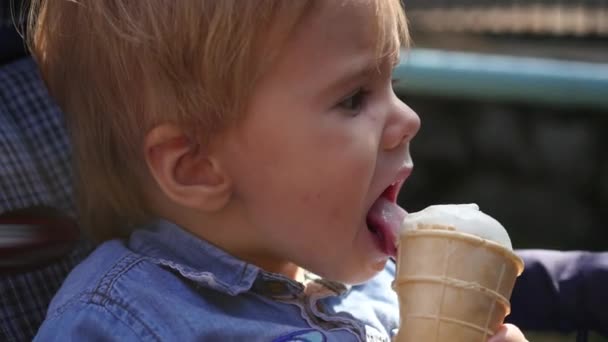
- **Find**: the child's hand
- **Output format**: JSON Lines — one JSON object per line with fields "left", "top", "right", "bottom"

{"left": 488, "top": 324, "right": 528, "bottom": 342}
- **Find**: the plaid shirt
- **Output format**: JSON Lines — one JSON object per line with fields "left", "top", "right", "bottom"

{"left": 0, "top": 57, "right": 92, "bottom": 342}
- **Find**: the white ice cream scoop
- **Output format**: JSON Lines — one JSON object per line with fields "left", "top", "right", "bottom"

{"left": 400, "top": 203, "right": 512, "bottom": 250}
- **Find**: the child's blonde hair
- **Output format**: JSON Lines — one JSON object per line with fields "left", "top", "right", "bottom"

{"left": 27, "top": 0, "right": 409, "bottom": 242}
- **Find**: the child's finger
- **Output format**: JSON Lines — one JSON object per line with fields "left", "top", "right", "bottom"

{"left": 487, "top": 324, "right": 529, "bottom": 342}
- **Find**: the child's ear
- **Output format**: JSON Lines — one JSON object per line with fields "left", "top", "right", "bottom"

{"left": 144, "top": 124, "right": 232, "bottom": 212}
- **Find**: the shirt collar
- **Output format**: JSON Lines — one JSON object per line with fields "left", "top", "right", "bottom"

{"left": 128, "top": 219, "right": 350, "bottom": 297}
{"left": 128, "top": 219, "right": 260, "bottom": 296}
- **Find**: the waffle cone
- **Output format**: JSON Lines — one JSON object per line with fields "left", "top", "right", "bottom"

{"left": 393, "top": 224, "right": 524, "bottom": 342}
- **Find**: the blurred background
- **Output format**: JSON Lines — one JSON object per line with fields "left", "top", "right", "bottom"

{"left": 396, "top": 0, "right": 607, "bottom": 250}
{"left": 396, "top": 1, "right": 608, "bottom": 340}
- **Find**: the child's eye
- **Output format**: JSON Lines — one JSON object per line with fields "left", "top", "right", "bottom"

{"left": 337, "top": 89, "right": 367, "bottom": 114}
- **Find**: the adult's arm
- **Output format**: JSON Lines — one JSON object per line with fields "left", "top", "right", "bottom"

{"left": 506, "top": 249, "right": 608, "bottom": 336}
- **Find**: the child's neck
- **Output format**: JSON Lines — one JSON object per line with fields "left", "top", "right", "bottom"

{"left": 158, "top": 202, "right": 305, "bottom": 281}
{"left": 244, "top": 256, "right": 303, "bottom": 281}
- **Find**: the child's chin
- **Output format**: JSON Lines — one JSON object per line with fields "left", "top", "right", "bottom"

{"left": 330, "top": 261, "right": 387, "bottom": 286}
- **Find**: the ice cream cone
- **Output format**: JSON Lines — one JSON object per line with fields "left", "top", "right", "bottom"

{"left": 393, "top": 224, "right": 524, "bottom": 342}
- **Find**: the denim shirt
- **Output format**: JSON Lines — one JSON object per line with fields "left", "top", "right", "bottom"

{"left": 34, "top": 220, "right": 400, "bottom": 341}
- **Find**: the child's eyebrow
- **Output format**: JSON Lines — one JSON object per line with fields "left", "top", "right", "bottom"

{"left": 321, "top": 53, "right": 399, "bottom": 96}
{"left": 321, "top": 56, "right": 380, "bottom": 94}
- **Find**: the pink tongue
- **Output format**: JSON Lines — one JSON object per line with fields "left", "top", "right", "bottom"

{"left": 367, "top": 197, "right": 408, "bottom": 253}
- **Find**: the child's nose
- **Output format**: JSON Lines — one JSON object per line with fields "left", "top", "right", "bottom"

{"left": 381, "top": 97, "right": 420, "bottom": 151}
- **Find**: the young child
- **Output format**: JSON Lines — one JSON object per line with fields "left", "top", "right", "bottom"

{"left": 29, "top": 1, "right": 528, "bottom": 341}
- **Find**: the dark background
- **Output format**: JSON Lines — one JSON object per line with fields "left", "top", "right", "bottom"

{"left": 397, "top": 95, "right": 607, "bottom": 251}
{"left": 395, "top": 0, "right": 608, "bottom": 252}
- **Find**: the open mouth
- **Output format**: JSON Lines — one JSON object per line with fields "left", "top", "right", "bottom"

{"left": 366, "top": 181, "right": 407, "bottom": 258}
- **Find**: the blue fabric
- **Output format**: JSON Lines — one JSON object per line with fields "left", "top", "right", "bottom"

{"left": 34, "top": 220, "right": 400, "bottom": 342}
{"left": 0, "top": 57, "right": 93, "bottom": 342}
{"left": 507, "top": 249, "right": 608, "bottom": 338}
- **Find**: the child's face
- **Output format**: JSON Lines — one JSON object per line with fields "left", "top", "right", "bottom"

{"left": 219, "top": 1, "right": 420, "bottom": 284}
